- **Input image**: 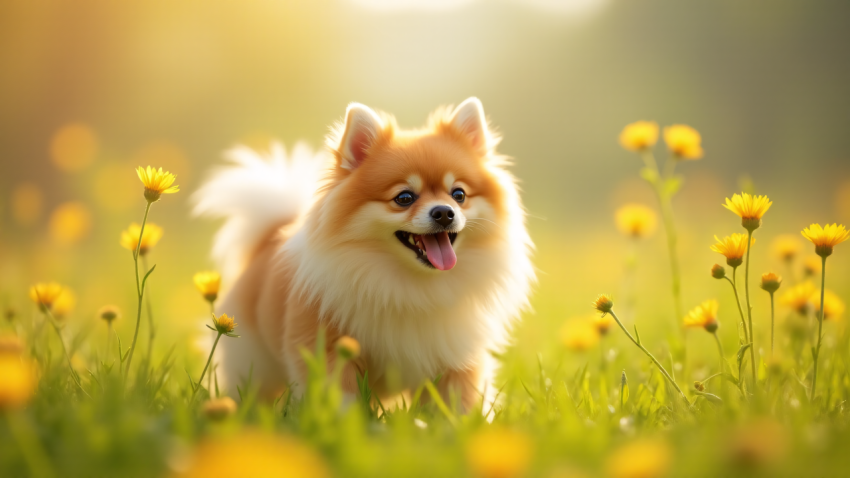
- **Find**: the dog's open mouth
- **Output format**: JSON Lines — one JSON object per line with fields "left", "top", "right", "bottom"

{"left": 395, "top": 231, "right": 458, "bottom": 270}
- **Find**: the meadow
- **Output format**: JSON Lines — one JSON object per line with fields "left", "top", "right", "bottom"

{"left": 2, "top": 120, "right": 850, "bottom": 478}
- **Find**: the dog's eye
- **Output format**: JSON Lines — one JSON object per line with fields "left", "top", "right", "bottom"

{"left": 394, "top": 191, "right": 415, "bottom": 206}
{"left": 451, "top": 188, "right": 466, "bottom": 204}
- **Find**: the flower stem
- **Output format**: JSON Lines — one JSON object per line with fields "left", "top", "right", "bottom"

{"left": 609, "top": 309, "right": 689, "bottom": 405}
{"left": 191, "top": 332, "right": 222, "bottom": 404}
{"left": 124, "top": 201, "right": 152, "bottom": 379}
{"left": 142, "top": 256, "right": 156, "bottom": 373}
{"left": 744, "top": 230, "right": 757, "bottom": 387}
{"left": 48, "top": 319, "right": 82, "bottom": 388}
{"left": 810, "top": 256, "right": 827, "bottom": 401}
{"left": 641, "top": 152, "right": 684, "bottom": 328}
{"left": 712, "top": 331, "right": 725, "bottom": 397}
{"left": 769, "top": 292, "right": 776, "bottom": 356}
{"left": 724, "top": 271, "right": 749, "bottom": 345}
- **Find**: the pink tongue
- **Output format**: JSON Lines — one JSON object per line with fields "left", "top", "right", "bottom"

{"left": 421, "top": 232, "right": 457, "bottom": 271}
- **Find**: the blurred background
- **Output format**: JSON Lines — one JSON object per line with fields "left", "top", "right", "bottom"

{"left": 1, "top": 0, "right": 849, "bottom": 364}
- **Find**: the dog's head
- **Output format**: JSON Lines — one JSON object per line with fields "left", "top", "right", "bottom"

{"left": 314, "top": 98, "right": 518, "bottom": 275}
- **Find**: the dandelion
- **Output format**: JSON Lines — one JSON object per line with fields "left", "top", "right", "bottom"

{"left": 663, "top": 124, "right": 703, "bottom": 160}
{"left": 615, "top": 204, "right": 658, "bottom": 238}
{"left": 136, "top": 165, "right": 179, "bottom": 203}
{"left": 592, "top": 294, "right": 614, "bottom": 315}
{"left": 0, "top": 355, "right": 36, "bottom": 410}
{"left": 723, "top": 192, "right": 772, "bottom": 232}
{"left": 780, "top": 282, "right": 815, "bottom": 316}
{"left": 192, "top": 314, "right": 239, "bottom": 404}
{"left": 761, "top": 272, "right": 782, "bottom": 355}
{"left": 711, "top": 233, "right": 755, "bottom": 268}
{"left": 812, "top": 290, "right": 845, "bottom": 321}
{"left": 335, "top": 336, "right": 361, "bottom": 360}
{"left": 174, "top": 432, "right": 329, "bottom": 478}
{"left": 193, "top": 271, "right": 221, "bottom": 305}
{"left": 800, "top": 223, "right": 847, "bottom": 400}
{"left": 801, "top": 223, "right": 849, "bottom": 258}
{"left": 120, "top": 222, "right": 163, "bottom": 256}
{"left": 465, "top": 428, "right": 532, "bottom": 478}
{"left": 772, "top": 234, "right": 802, "bottom": 263}
{"left": 723, "top": 192, "right": 772, "bottom": 387}
{"left": 803, "top": 256, "right": 822, "bottom": 278}
{"left": 203, "top": 396, "right": 237, "bottom": 421}
{"left": 605, "top": 438, "right": 672, "bottom": 478}
{"left": 28, "top": 282, "right": 65, "bottom": 311}
{"left": 683, "top": 300, "right": 719, "bottom": 333}
{"left": 561, "top": 321, "right": 600, "bottom": 352}
{"left": 619, "top": 121, "right": 659, "bottom": 152}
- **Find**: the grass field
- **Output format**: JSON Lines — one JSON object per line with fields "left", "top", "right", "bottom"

{"left": 2, "top": 123, "right": 850, "bottom": 478}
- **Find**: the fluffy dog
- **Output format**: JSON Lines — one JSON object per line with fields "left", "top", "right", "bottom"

{"left": 194, "top": 98, "right": 534, "bottom": 412}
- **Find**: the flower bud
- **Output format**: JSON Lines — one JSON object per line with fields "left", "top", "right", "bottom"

{"left": 336, "top": 336, "right": 361, "bottom": 361}
{"left": 760, "top": 272, "right": 782, "bottom": 294}
{"left": 98, "top": 305, "right": 121, "bottom": 323}
{"left": 711, "top": 264, "right": 726, "bottom": 279}
{"left": 694, "top": 381, "right": 705, "bottom": 392}
{"left": 592, "top": 294, "right": 614, "bottom": 314}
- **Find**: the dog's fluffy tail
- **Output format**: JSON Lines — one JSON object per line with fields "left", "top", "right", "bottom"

{"left": 193, "top": 142, "right": 329, "bottom": 278}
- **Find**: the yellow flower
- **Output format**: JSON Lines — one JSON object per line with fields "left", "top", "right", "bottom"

{"left": 772, "top": 234, "right": 802, "bottom": 262}
{"left": 51, "top": 289, "right": 76, "bottom": 319}
{"left": 683, "top": 300, "right": 719, "bottom": 333}
{"left": 811, "top": 290, "right": 845, "bottom": 321}
{"left": 120, "top": 222, "right": 163, "bottom": 256}
{"left": 663, "top": 124, "right": 703, "bottom": 160}
{"left": 193, "top": 271, "right": 221, "bottom": 303}
{"left": 711, "top": 233, "right": 755, "bottom": 268}
{"left": 728, "top": 419, "right": 789, "bottom": 469}
{"left": 98, "top": 305, "right": 121, "bottom": 323}
{"left": 136, "top": 165, "right": 179, "bottom": 203}
{"left": 801, "top": 223, "right": 849, "bottom": 258}
{"left": 615, "top": 204, "right": 658, "bottom": 239}
{"left": 561, "top": 320, "right": 600, "bottom": 352}
{"left": 802, "top": 255, "right": 822, "bottom": 278}
{"left": 211, "top": 313, "right": 237, "bottom": 335}
{"left": 335, "top": 336, "right": 361, "bottom": 360}
{"left": 619, "top": 121, "right": 659, "bottom": 152}
{"left": 780, "top": 282, "right": 815, "bottom": 316}
{"left": 465, "top": 427, "right": 532, "bottom": 478}
{"left": 594, "top": 313, "right": 614, "bottom": 336}
{"left": 723, "top": 192, "right": 772, "bottom": 231}
{"left": 28, "top": 282, "right": 66, "bottom": 311}
{"left": 760, "top": 272, "right": 782, "bottom": 294}
{"left": 0, "top": 355, "right": 36, "bottom": 410}
{"left": 605, "top": 438, "right": 672, "bottom": 478}
{"left": 592, "top": 294, "right": 614, "bottom": 315}
{"left": 203, "top": 396, "right": 237, "bottom": 421}
{"left": 173, "top": 431, "right": 329, "bottom": 478}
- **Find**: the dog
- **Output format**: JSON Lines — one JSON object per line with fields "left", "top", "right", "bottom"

{"left": 193, "top": 98, "right": 534, "bottom": 412}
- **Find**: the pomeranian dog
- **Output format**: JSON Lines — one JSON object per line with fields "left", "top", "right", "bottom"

{"left": 194, "top": 98, "right": 534, "bottom": 412}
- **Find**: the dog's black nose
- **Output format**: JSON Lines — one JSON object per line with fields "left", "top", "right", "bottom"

{"left": 430, "top": 206, "right": 455, "bottom": 228}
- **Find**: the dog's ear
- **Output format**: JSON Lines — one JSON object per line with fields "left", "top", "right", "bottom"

{"left": 337, "top": 103, "right": 383, "bottom": 170}
{"left": 449, "top": 97, "right": 490, "bottom": 155}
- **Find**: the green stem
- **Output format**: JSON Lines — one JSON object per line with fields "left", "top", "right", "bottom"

{"left": 191, "top": 332, "right": 222, "bottom": 404}
{"left": 142, "top": 256, "right": 156, "bottom": 372}
{"left": 609, "top": 310, "right": 689, "bottom": 405}
{"left": 124, "top": 201, "right": 152, "bottom": 379}
{"left": 769, "top": 292, "right": 775, "bottom": 356}
{"left": 811, "top": 256, "right": 827, "bottom": 401}
{"left": 724, "top": 271, "right": 749, "bottom": 345}
{"left": 713, "top": 331, "right": 725, "bottom": 397}
{"left": 744, "top": 230, "right": 757, "bottom": 387}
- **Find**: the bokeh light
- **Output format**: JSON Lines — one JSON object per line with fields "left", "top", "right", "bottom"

{"left": 49, "top": 123, "right": 99, "bottom": 172}
{"left": 10, "top": 182, "right": 44, "bottom": 226}
{"left": 48, "top": 202, "right": 93, "bottom": 245}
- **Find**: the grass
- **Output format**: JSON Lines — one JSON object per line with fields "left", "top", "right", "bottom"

{"left": 2, "top": 135, "right": 850, "bottom": 477}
